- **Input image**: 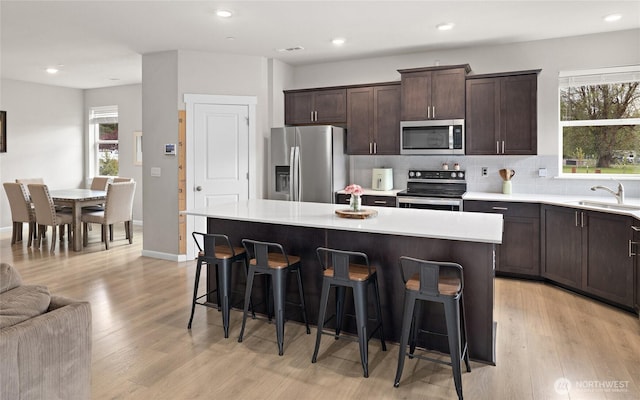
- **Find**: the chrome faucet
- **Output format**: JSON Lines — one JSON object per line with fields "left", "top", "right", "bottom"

{"left": 591, "top": 182, "right": 625, "bottom": 204}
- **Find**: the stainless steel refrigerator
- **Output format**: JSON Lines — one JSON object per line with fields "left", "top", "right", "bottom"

{"left": 269, "top": 126, "right": 347, "bottom": 203}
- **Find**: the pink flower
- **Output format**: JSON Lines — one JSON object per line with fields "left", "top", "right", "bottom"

{"left": 344, "top": 184, "right": 363, "bottom": 196}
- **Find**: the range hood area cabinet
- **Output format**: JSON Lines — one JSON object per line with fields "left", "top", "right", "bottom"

{"left": 346, "top": 83, "right": 401, "bottom": 155}
{"left": 284, "top": 88, "right": 347, "bottom": 125}
{"left": 398, "top": 64, "right": 470, "bottom": 121}
{"left": 465, "top": 70, "right": 540, "bottom": 155}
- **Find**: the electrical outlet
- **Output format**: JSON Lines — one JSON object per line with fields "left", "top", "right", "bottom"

{"left": 481, "top": 167, "right": 488, "bottom": 176}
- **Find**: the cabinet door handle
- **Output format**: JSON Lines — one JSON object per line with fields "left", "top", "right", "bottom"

{"left": 496, "top": 141, "right": 500, "bottom": 154}
{"left": 369, "top": 142, "right": 373, "bottom": 154}
{"left": 374, "top": 200, "right": 387, "bottom": 204}
{"left": 310, "top": 111, "right": 314, "bottom": 121}
{"left": 374, "top": 142, "right": 377, "bottom": 154}
{"left": 502, "top": 141, "right": 505, "bottom": 154}
{"left": 629, "top": 240, "right": 637, "bottom": 257}
{"left": 432, "top": 106, "right": 436, "bottom": 119}
{"left": 575, "top": 211, "right": 578, "bottom": 227}
{"left": 427, "top": 106, "right": 431, "bottom": 119}
{"left": 492, "top": 207, "right": 509, "bottom": 211}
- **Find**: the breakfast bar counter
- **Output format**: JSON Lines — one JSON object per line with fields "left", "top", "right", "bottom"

{"left": 184, "top": 199, "right": 503, "bottom": 364}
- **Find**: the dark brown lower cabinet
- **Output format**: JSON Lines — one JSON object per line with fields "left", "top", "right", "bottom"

{"left": 635, "top": 224, "right": 640, "bottom": 314}
{"left": 541, "top": 205, "right": 582, "bottom": 287}
{"left": 583, "top": 210, "right": 635, "bottom": 307}
{"left": 465, "top": 201, "right": 540, "bottom": 277}
{"left": 542, "top": 205, "right": 635, "bottom": 308}
{"left": 335, "top": 193, "right": 397, "bottom": 207}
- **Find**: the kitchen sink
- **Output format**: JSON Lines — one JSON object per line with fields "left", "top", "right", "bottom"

{"left": 574, "top": 200, "right": 640, "bottom": 211}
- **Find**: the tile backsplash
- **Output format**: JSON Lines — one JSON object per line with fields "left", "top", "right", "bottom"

{"left": 349, "top": 155, "right": 640, "bottom": 199}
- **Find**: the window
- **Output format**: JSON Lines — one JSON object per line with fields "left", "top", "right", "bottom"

{"left": 89, "top": 106, "right": 119, "bottom": 176}
{"left": 559, "top": 66, "right": 640, "bottom": 176}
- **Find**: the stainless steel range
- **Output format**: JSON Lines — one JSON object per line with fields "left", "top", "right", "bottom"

{"left": 396, "top": 170, "right": 467, "bottom": 211}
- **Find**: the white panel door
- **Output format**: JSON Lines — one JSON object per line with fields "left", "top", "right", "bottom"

{"left": 193, "top": 103, "right": 249, "bottom": 222}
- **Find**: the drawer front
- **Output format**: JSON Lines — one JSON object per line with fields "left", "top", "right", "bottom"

{"left": 335, "top": 193, "right": 397, "bottom": 207}
{"left": 464, "top": 200, "right": 539, "bottom": 218}
{"left": 336, "top": 193, "right": 351, "bottom": 205}
{"left": 363, "top": 195, "right": 397, "bottom": 207}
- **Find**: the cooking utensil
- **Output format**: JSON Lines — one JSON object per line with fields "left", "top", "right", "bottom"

{"left": 499, "top": 168, "right": 515, "bottom": 181}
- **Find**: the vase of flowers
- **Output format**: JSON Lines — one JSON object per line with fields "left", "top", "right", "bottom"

{"left": 345, "top": 184, "right": 363, "bottom": 212}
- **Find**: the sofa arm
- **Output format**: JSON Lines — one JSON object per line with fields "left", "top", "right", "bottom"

{"left": 0, "top": 297, "right": 91, "bottom": 400}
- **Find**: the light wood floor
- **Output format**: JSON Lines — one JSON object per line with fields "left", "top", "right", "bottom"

{"left": 1, "top": 225, "right": 639, "bottom": 399}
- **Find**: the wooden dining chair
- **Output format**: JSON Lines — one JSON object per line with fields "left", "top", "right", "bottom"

{"left": 27, "top": 183, "right": 73, "bottom": 252}
{"left": 3, "top": 182, "right": 37, "bottom": 246}
{"left": 81, "top": 181, "right": 136, "bottom": 250}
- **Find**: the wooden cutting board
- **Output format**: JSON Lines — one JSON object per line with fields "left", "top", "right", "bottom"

{"left": 335, "top": 209, "right": 378, "bottom": 219}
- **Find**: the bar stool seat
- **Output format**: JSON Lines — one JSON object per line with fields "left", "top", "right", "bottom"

{"left": 394, "top": 256, "right": 471, "bottom": 400}
{"left": 238, "top": 239, "right": 310, "bottom": 356}
{"left": 312, "top": 247, "right": 386, "bottom": 378}
{"left": 187, "top": 232, "right": 249, "bottom": 338}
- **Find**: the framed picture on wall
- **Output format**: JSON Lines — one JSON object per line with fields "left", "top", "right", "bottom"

{"left": 0, "top": 111, "right": 6, "bottom": 153}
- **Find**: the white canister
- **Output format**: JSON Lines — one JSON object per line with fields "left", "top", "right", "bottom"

{"left": 502, "top": 180, "right": 512, "bottom": 194}
{"left": 371, "top": 168, "right": 393, "bottom": 191}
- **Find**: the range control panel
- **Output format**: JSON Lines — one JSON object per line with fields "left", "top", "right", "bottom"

{"left": 407, "top": 170, "right": 466, "bottom": 180}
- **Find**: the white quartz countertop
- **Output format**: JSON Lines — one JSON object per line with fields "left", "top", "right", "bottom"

{"left": 463, "top": 192, "right": 640, "bottom": 219}
{"left": 183, "top": 199, "right": 503, "bottom": 244}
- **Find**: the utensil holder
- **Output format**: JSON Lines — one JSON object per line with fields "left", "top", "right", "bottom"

{"left": 502, "top": 180, "right": 512, "bottom": 194}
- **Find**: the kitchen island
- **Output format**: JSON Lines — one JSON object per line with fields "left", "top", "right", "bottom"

{"left": 184, "top": 199, "right": 503, "bottom": 364}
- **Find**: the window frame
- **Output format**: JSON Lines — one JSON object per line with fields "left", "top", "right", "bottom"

{"left": 558, "top": 66, "right": 640, "bottom": 179}
{"left": 88, "top": 105, "right": 119, "bottom": 177}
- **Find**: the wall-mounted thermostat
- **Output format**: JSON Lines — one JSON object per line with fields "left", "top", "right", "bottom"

{"left": 164, "top": 143, "right": 176, "bottom": 155}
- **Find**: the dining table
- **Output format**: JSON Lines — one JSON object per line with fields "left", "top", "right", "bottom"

{"left": 50, "top": 188, "right": 106, "bottom": 251}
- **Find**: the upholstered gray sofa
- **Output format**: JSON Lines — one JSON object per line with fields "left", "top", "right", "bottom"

{"left": 0, "top": 263, "right": 92, "bottom": 400}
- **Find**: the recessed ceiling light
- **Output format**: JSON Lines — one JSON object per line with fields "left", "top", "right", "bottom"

{"left": 436, "top": 23, "right": 455, "bottom": 31}
{"left": 604, "top": 14, "right": 622, "bottom": 22}
{"left": 332, "top": 38, "right": 346, "bottom": 46}
{"left": 226, "top": 36, "right": 235, "bottom": 40}
{"left": 216, "top": 9, "right": 233, "bottom": 18}
{"left": 46, "top": 67, "right": 59, "bottom": 74}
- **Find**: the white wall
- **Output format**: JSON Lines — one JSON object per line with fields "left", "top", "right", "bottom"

{"left": 289, "top": 29, "right": 640, "bottom": 198}
{"left": 141, "top": 51, "right": 180, "bottom": 256}
{"left": 0, "top": 79, "right": 84, "bottom": 228}
{"left": 84, "top": 84, "right": 143, "bottom": 221}
{"left": 142, "top": 50, "right": 272, "bottom": 258}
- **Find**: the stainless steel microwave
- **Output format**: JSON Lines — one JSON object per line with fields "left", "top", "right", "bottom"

{"left": 400, "top": 119, "right": 465, "bottom": 155}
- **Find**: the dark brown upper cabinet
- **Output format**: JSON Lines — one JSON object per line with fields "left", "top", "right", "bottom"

{"left": 466, "top": 70, "right": 539, "bottom": 155}
{"left": 347, "top": 84, "right": 401, "bottom": 155}
{"left": 284, "top": 88, "right": 347, "bottom": 125}
{"left": 398, "top": 65, "right": 470, "bottom": 121}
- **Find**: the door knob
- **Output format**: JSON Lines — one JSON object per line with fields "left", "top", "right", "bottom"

{"left": 196, "top": 186, "right": 202, "bottom": 191}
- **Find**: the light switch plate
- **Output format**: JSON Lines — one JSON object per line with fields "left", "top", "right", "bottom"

{"left": 538, "top": 168, "right": 547, "bottom": 177}
{"left": 151, "top": 167, "right": 161, "bottom": 177}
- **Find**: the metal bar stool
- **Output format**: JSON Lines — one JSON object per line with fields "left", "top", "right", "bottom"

{"left": 312, "top": 247, "right": 386, "bottom": 377}
{"left": 394, "top": 256, "right": 471, "bottom": 400}
{"left": 187, "top": 232, "right": 250, "bottom": 338}
{"left": 238, "top": 239, "right": 310, "bottom": 356}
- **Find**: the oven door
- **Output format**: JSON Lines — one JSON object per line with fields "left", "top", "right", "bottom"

{"left": 397, "top": 196, "right": 463, "bottom": 211}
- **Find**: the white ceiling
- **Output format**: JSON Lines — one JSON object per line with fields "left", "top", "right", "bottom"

{"left": 1, "top": 0, "right": 639, "bottom": 89}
